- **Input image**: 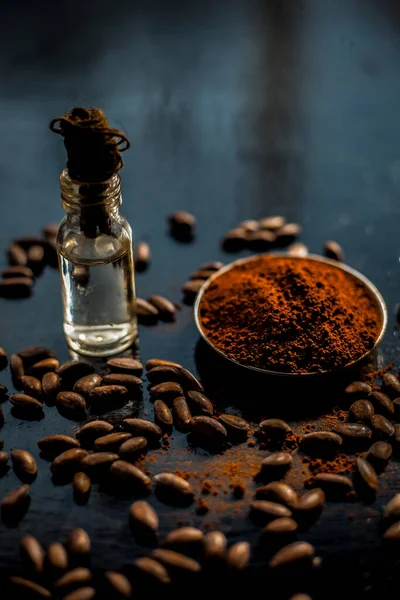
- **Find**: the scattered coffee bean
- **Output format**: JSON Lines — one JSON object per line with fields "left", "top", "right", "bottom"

{"left": 54, "top": 568, "right": 92, "bottom": 594}
{"left": 240, "top": 219, "right": 260, "bottom": 232}
{"left": 300, "top": 431, "right": 342, "bottom": 457}
{"left": 38, "top": 434, "right": 80, "bottom": 456}
{"left": 249, "top": 500, "right": 292, "bottom": 524}
{"left": 260, "top": 453, "right": 293, "bottom": 479}
{"left": 308, "top": 473, "right": 352, "bottom": 498}
{"left": 30, "top": 358, "right": 59, "bottom": 376}
{"left": 154, "top": 473, "right": 194, "bottom": 505}
{"left": 382, "top": 521, "right": 400, "bottom": 544}
{"left": 73, "top": 472, "right": 91, "bottom": 503}
{"left": 371, "top": 414, "right": 394, "bottom": 439}
{"left": 58, "top": 361, "right": 95, "bottom": 382}
{"left": 255, "top": 481, "right": 298, "bottom": 509}
{"left": 51, "top": 449, "right": 89, "bottom": 475}
{"left": 172, "top": 396, "right": 192, "bottom": 431}
{"left": 289, "top": 595, "right": 312, "bottom": 600}
{"left": 123, "top": 418, "right": 163, "bottom": 443}
{"left": 94, "top": 432, "right": 132, "bottom": 452}
{"left": 0, "top": 383, "right": 7, "bottom": 397}
{"left": 259, "top": 216, "right": 285, "bottom": 231}
{"left": 13, "top": 235, "right": 49, "bottom": 249}
{"left": 21, "top": 375, "right": 42, "bottom": 399}
{"left": 198, "top": 261, "right": 224, "bottom": 272}
{"left": 0, "top": 347, "right": 7, "bottom": 369}
{"left": 393, "top": 397, "right": 400, "bottom": 420}
{"left": 382, "top": 373, "right": 400, "bottom": 398}
{"left": 218, "top": 414, "right": 249, "bottom": 439}
{"left": 275, "top": 223, "right": 302, "bottom": 245}
{"left": 18, "top": 345, "right": 55, "bottom": 365}
{"left": 269, "top": 541, "right": 315, "bottom": 569}
{"left": 56, "top": 392, "right": 86, "bottom": 420}
{"left": 20, "top": 535, "right": 45, "bottom": 574}
{"left": 47, "top": 542, "right": 69, "bottom": 573}
{"left": 118, "top": 437, "right": 148, "bottom": 461}
{"left": 247, "top": 229, "right": 276, "bottom": 251}
{"left": 80, "top": 453, "right": 119, "bottom": 473}
{"left": 8, "top": 243, "right": 28, "bottom": 266}
{"left": 129, "top": 500, "right": 159, "bottom": 537}
{"left": 27, "top": 245, "right": 45, "bottom": 271}
{"left": 11, "top": 450, "right": 37, "bottom": 482}
{"left": 10, "top": 353, "right": 24, "bottom": 381}
{"left": 102, "top": 373, "right": 142, "bottom": 392}
{"left": 149, "top": 381, "right": 184, "bottom": 402}
{"left": 323, "top": 240, "right": 344, "bottom": 261}
{"left": 168, "top": 210, "right": 196, "bottom": 240}
{"left": 76, "top": 421, "right": 114, "bottom": 444}
{"left": 136, "top": 298, "right": 159, "bottom": 322}
{"left": 226, "top": 541, "right": 250, "bottom": 570}
{"left": 0, "top": 277, "right": 33, "bottom": 298}
{"left": 107, "top": 357, "right": 143, "bottom": 375}
{"left": 148, "top": 295, "right": 176, "bottom": 321}
{"left": 349, "top": 399, "right": 375, "bottom": 424}
{"left": 383, "top": 493, "right": 400, "bottom": 525}
{"left": 147, "top": 364, "right": 201, "bottom": 388}
{"left": 133, "top": 556, "right": 171, "bottom": 584}
{"left": 332, "top": 423, "right": 372, "bottom": 443}
{"left": 222, "top": 228, "right": 248, "bottom": 252}
{"left": 2, "top": 265, "right": 34, "bottom": 279}
{"left": 9, "top": 576, "right": 50, "bottom": 598}
{"left": 154, "top": 399, "right": 173, "bottom": 431}
{"left": 63, "top": 586, "right": 96, "bottom": 600}
{"left": 104, "top": 571, "right": 132, "bottom": 598}
{"left": 42, "top": 372, "right": 61, "bottom": 402}
{"left": 189, "top": 416, "right": 228, "bottom": 441}
{"left": 146, "top": 358, "right": 183, "bottom": 371}
{"left": 152, "top": 548, "right": 201, "bottom": 574}
{"left": 1, "top": 484, "right": 30, "bottom": 515}
{"left": 353, "top": 457, "right": 378, "bottom": 497}
{"left": 287, "top": 242, "right": 309, "bottom": 257}
{"left": 109, "top": 460, "right": 151, "bottom": 492}
{"left": 89, "top": 385, "right": 128, "bottom": 404}
{"left": 392, "top": 424, "right": 400, "bottom": 451}
{"left": 344, "top": 381, "right": 372, "bottom": 400}
{"left": 261, "top": 517, "right": 298, "bottom": 544}
{"left": 134, "top": 241, "right": 151, "bottom": 272}
{"left": 182, "top": 279, "right": 204, "bottom": 303}
{"left": 296, "top": 488, "right": 326, "bottom": 517}
{"left": 259, "top": 418, "right": 292, "bottom": 439}
{"left": 43, "top": 223, "right": 59, "bottom": 239}
{"left": 0, "top": 451, "right": 9, "bottom": 468}
{"left": 203, "top": 531, "right": 227, "bottom": 561}
{"left": 164, "top": 526, "right": 203, "bottom": 550}
{"left": 10, "top": 393, "right": 43, "bottom": 413}
{"left": 368, "top": 391, "right": 394, "bottom": 417}
{"left": 73, "top": 374, "right": 103, "bottom": 396}
{"left": 367, "top": 441, "right": 392, "bottom": 471}
{"left": 186, "top": 390, "right": 213, "bottom": 416}
{"left": 66, "top": 529, "right": 91, "bottom": 562}
{"left": 189, "top": 268, "right": 218, "bottom": 280}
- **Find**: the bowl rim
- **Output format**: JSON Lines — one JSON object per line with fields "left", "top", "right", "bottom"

{"left": 194, "top": 253, "right": 388, "bottom": 378}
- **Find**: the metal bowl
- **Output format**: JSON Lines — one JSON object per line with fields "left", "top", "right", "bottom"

{"left": 194, "top": 253, "right": 388, "bottom": 378}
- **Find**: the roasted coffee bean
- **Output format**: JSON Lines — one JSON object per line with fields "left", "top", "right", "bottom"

{"left": 148, "top": 365, "right": 203, "bottom": 392}
{"left": 182, "top": 279, "right": 204, "bottom": 302}
{"left": 218, "top": 414, "right": 249, "bottom": 439}
{"left": 275, "top": 223, "right": 302, "bottom": 245}
{"left": 353, "top": 457, "right": 378, "bottom": 497}
{"left": 20, "top": 535, "right": 45, "bottom": 574}
{"left": 123, "top": 418, "right": 163, "bottom": 442}
{"left": 129, "top": 500, "right": 159, "bottom": 536}
{"left": 94, "top": 432, "right": 132, "bottom": 452}
{"left": 383, "top": 493, "right": 400, "bottom": 525}
{"left": 47, "top": 542, "right": 69, "bottom": 573}
{"left": 189, "top": 268, "right": 217, "bottom": 280}
{"left": 382, "top": 521, "right": 400, "bottom": 544}
{"left": 38, "top": 435, "right": 80, "bottom": 456}
{"left": 42, "top": 372, "right": 61, "bottom": 402}
{"left": 393, "top": 397, "right": 400, "bottom": 420}
{"left": 8, "top": 242, "right": 28, "bottom": 266}
{"left": 259, "top": 418, "right": 292, "bottom": 439}
{"left": 89, "top": 385, "right": 128, "bottom": 404}
{"left": 333, "top": 423, "right": 372, "bottom": 443}
{"left": 296, "top": 488, "right": 326, "bottom": 517}
{"left": 250, "top": 500, "right": 293, "bottom": 524}
{"left": 240, "top": 219, "right": 260, "bottom": 232}
{"left": 80, "top": 453, "right": 119, "bottom": 473}
{"left": 186, "top": 390, "right": 213, "bottom": 416}
{"left": 323, "top": 240, "right": 344, "bottom": 261}
{"left": 154, "top": 473, "right": 194, "bottom": 505}
{"left": 149, "top": 381, "right": 184, "bottom": 402}
{"left": 0, "top": 440, "right": 4, "bottom": 450}
{"left": 133, "top": 556, "right": 171, "bottom": 584}
{"left": 203, "top": 531, "right": 227, "bottom": 561}
{"left": 344, "top": 381, "right": 372, "bottom": 400}
{"left": 104, "top": 571, "right": 132, "bottom": 597}
{"left": 43, "top": 223, "right": 59, "bottom": 239}
{"left": 259, "top": 215, "right": 285, "bottom": 231}
{"left": 102, "top": 373, "right": 142, "bottom": 392}
{"left": 63, "top": 586, "right": 96, "bottom": 600}
{"left": 66, "top": 529, "right": 91, "bottom": 560}
{"left": 222, "top": 228, "right": 248, "bottom": 252}
{"left": 56, "top": 392, "right": 86, "bottom": 420}
{"left": 300, "top": 431, "right": 342, "bottom": 457}
{"left": 269, "top": 541, "right": 315, "bottom": 569}
{"left": 367, "top": 441, "right": 392, "bottom": 470}
{"left": 11, "top": 450, "right": 37, "bottom": 481}
{"left": 73, "top": 472, "right": 91, "bottom": 502}
{"left": 2, "top": 265, "right": 34, "bottom": 279}
{"left": 164, "top": 527, "right": 203, "bottom": 551}
{"left": 198, "top": 261, "right": 224, "bottom": 271}
{"left": 349, "top": 399, "right": 375, "bottom": 424}
{"left": 136, "top": 298, "right": 159, "bottom": 322}
{"left": 152, "top": 548, "right": 201, "bottom": 574}
{"left": 10, "top": 353, "right": 24, "bottom": 380}
{"left": 0, "top": 383, "right": 7, "bottom": 397}
{"left": 289, "top": 596, "right": 312, "bottom": 600}
{"left": 308, "top": 473, "right": 352, "bottom": 498}
{"left": 154, "top": 400, "right": 173, "bottom": 431}
{"left": 27, "top": 245, "right": 45, "bottom": 271}
{"left": 371, "top": 414, "right": 394, "bottom": 439}
{"left": 189, "top": 416, "right": 228, "bottom": 440}
{"left": 30, "top": 358, "right": 59, "bottom": 376}
{"left": 58, "top": 361, "right": 95, "bottom": 382}
{"left": 107, "top": 357, "right": 143, "bottom": 375}
{"left": 255, "top": 482, "right": 298, "bottom": 509}
{"left": 247, "top": 229, "right": 276, "bottom": 250}
{"left": 168, "top": 210, "right": 196, "bottom": 239}
{"left": 382, "top": 373, "right": 400, "bottom": 398}
{"left": 368, "top": 392, "right": 394, "bottom": 417}
{"left": 21, "top": 375, "right": 42, "bottom": 399}
{"left": 13, "top": 236, "right": 49, "bottom": 249}
{"left": 0, "top": 277, "right": 33, "bottom": 298}
{"left": 76, "top": 421, "right": 114, "bottom": 444}
{"left": 10, "top": 393, "right": 43, "bottom": 412}
{"left": 261, "top": 517, "right": 298, "bottom": 544}
{"left": 134, "top": 241, "right": 151, "bottom": 272}
{"left": 51, "top": 449, "right": 88, "bottom": 474}
{"left": 172, "top": 396, "right": 192, "bottom": 431}
{"left": 1, "top": 484, "right": 30, "bottom": 515}
{"left": 226, "top": 542, "right": 250, "bottom": 570}
{"left": 18, "top": 345, "right": 55, "bottom": 365}
{"left": 260, "top": 453, "right": 293, "bottom": 478}
{"left": 109, "top": 460, "right": 151, "bottom": 491}
{"left": 9, "top": 576, "right": 50, "bottom": 598}
{"left": 148, "top": 295, "right": 176, "bottom": 321}
{"left": 146, "top": 358, "right": 183, "bottom": 371}
{"left": 54, "top": 568, "right": 92, "bottom": 594}
{"left": 0, "top": 451, "right": 9, "bottom": 468}
{"left": 73, "top": 374, "right": 103, "bottom": 396}
{"left": 118, "top": 436, "right": 147, "bottom": 460}
{"left": 287, "top": 242, "right": 309, "bottom": 257}
{"left": 0, "top": 347, "right": 7, "bottom": 368}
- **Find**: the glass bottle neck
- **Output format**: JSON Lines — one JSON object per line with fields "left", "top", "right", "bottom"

{"left": 60, "top": 169, "right": 122, "bottom": 216}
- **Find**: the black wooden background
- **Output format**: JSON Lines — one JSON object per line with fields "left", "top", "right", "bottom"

{"left": 1, "top": 1, "right": 400, "bottom": 597}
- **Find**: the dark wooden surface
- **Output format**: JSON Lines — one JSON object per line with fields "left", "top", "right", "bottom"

{"left": 2, "top": 0, "right": 400, "bottom": 596}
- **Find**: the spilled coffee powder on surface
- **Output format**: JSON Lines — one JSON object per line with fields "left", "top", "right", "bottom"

{"left": 199, "top": 255, "right": 382, "bottom": 374}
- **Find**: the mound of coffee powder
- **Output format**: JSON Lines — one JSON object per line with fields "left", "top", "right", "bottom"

{"left": 199, "top": 256, "right": 382, "bottom": 374}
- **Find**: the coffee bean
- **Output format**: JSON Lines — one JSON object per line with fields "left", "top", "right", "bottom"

{"left": 118, "top": 437, "right": 148, "bottom": 461}
{"left": 42, "top": 372, "right": 61, "bottom": 402}
{"left": 186, "top": 391, "right": 214, "bottom": 416}
{"left": 148, "top": 295, "right": 176, "bottom": 321}
{"left": 226, "top": 541, "right": 250, "bottom": 570}
{"left": 333, "top": 423, "right": 372, "bottom": 444}
{"left": 109, "top": 460, "right": 151, "bottom": 492}
{"left": 154, "top": 400, "right": 173, "bottom": 431}
{"left": 94, "top": 432, "right": 132, "bottom": 453}
{"left": 104, "top": 571, "right": 132, "bottom": 597}
{"left": 240, "top": 219, "right": 260, "bottom": 232}
{"left": 189, "top": 268, "right": 218, "bottom": 280}
{"left": 10, "top": 393, "right": 43, "bottom": 412}
{"left": 152, "top": 548, "right": 201, "bottom": 574}
{"left": 1, "top": 484, "right": 30, "bottom": 516}
{"left": 80, "top": 452, "right": 119, "bottom": 473}
{"left": 129, "top": 500, "right": 159, "bottom": 536}
{"left": 73, "top": 472, "right": 91, "bottom": 503}
{"left": 56, "top": 392, "right": 86, "bottom": 420}
{"left": 383, "top": 493, "right": 400, "bottom": 525}
{"left": 308, "top": 473, "right": 352, "bottom": 498}
{"left": 58, "top": 361, "right": 95, "bottom": 382}
{"left": 13, "top": 236, "right": 49, "bottom": 249}
{"left": 11, "top": 450, "right": 37, "bottom": 482}
{"left": 275, "top": 223, "right": 302, "bottom": 246}
{"left": 255, "top": 482, "right": 298, "bottom": 509}
{"left": 249, "top": 500, "right": 292, "bottom": 524}
{"left": 0, "top": 346, "right": 7, "bottom": 368}
{"left": 164, "top": 526, "right": 203, "bottom": 550}
{"left": 89, "top": 385, "right": 128, "bottom": 404}
{"left": 0, "top": 277, "right": 33, "bottom": 298}
{"left": 0, "top": 451, "right": 9, "bottom": 468}
{"left": 134, "top": 241, "right": 151, "bottom": 272}
{"left": 367, "top": 441, "right": 392, "bottom": 471}
{"left": 102, "top": 373, "right": 142, "bottom": 392}
{"left": 8, "top": 243, "right": 28, "bottom": 266}
{"left": 349, "top": 400, "right": 375, "bottom": 423}
{"left": 154, "top": 473, "right": 194, "bottom": 505}
{"left": 122, "top": 418, "right": 163, "bottom": 443}
{"left": 21, "top": 375, "right": 42, "bottom": 399}
{"left": 133, "top": 556, "right": 171, "bottom": 584}
{"left": 27, "top": 245, "right": 45, "bottom": 271}
{"left": 259, "top": 216, "right": 285, "bottom": 231}
{"left": 289, "top": 596, "right": 313, "bottom": 600}
{"left": 2, "top": 266, "right": 34, "bottom": 279}
{"left": 393, "top": 397, "right": 400, "bottom": 421}
{"left": 136, "top": 298, "right": 159, "bottom": 322}
{"left": 353, "top": 457, "right": 378, "bottom": 497}
{"left": 150, "top": 381, "right": 184, "bottom": 402}
{"left": 382, "top": 373, "right": 400, "bottom": 398}
{"left": 146, "top": 358, "right": 183, "bottom": 371}
{"left": 168, "top": 210, "right": 196, "bottom": 240}
{"left": 18, "top": 346, "right": 55, "bottom": 365}
{"left": 247, "top": 229, "right": 276, "bottom": 251}
{"left": 189, "top": 416, "right": 228, "bottom": 440}
{"left": 30, "top": 358, "right": 59, "bottom": 376}
{"left": 182, "top": 279, "right": 204, "bottom": 302}
{"left": 323, "top": 240, "right": 344, "bottom": 261}
{"left": 66, "top": 529, "right": 91, "bottom": 561}
{"left": 0, "top": 383, "right": 7, "bottom": 397}
{"left": 172, "top": 396, "right": 192, "bottom": 431}
{"left": 269, "top": 541, "right": 315, "bottom": 569}
{"left": 371, "top": 414, "right": 394, "bottom": 439}
{"left": 73, "top": 374, "right": 103, "bottom": 396}
{"left": 203, "top": 531, "right": 227, "bottom": 561}
{"left": 218, "top": 414, "right": 249, "bottom": 439}
{"left": 47, "top": 542, "right": 69, "bottom": 573}
{"left": 20, "top": 535, "right": 45, "bottom": 574}
{"left": 151, "top": 366, "right": 204, "bottom": 392}
{"left": 259, "top": 418, "right": 292, "bottom": 439}
{"left": 198, "top": 261, "right": 224, "bottom": 272}
{"left": 260, "top": 453, "right": 293, "bottom": 479}
{"left": 300, "top": 431, "right": 342, "bottom": 457}
{"left": 76, "top": 421, "right": 114, "bottom": 444}
{"left": 344, "top": 381, "right": 372, "bottom": 400}
{"left": 63, "top": 586, "right": 96, "bottom": 600}
{"left": 51, "top": 449, "right": 88, "bottom": 474}
{"left": 368, "top": 392, "right": 394, "bottom": 417}
{"left": 38, "top": 435, "right": 80, "bottom": 457}
{"left": 10, "top": 354, "right": 24, "bottom": 381}
{"left": 9, "top": 576, "right": 50, "bottom": 598}
{"left": 382, "top": 521, "right": 400, "bottom": 544}
{"left": 54, "top": 568, "right": 92, "bottom": 594}
{"left": 222, "top": 228, "right": 248, "bottom": 252}
{"left": 296, "top": 488, "right": 325, "bottom": 518}
{"left": 43, "top": 223, "right": 59, "bottom": 239}
{"left": 107, "top": 357, "right": 143, "bottom": 375}
{"left": 261, "top": 517, "right": 298, "bottom": 544}
{"left": 287, "top": 242, "right": 309, "bottom": 257}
